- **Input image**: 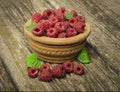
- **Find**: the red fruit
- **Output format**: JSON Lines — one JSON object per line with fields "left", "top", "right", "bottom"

{"left": 70, "top": 10, "right": 78, "bottom": 17}
{"left": 32, "top": 13, "right": 42, "bottom": 23}
{"left": 38, "top": 70, "right": 52, "bottom": 82}
{"left": 56, "top": 7, "right": 66, "bottom": 15}
{"left": 55, "top": 22, "right": 66, "bottom": 32}
{"left": 46, "top": 28, "right": 58, "bottom": 38}
{"left": 42, "top": 9, "right": 55, "bottom": 19}
{"left": 57, "top": 32, "right": 67, "bottom": 38}
{"left": 66, "top": 28, "right": 77, "bottom": 37}
{"left": 49, "top": 17, "right": 58, "bottom": 26}
{"left": 40, "top": 64, "right": 51, "bottom": 72}
{"left": 39, "top": 20, "right": 52, "bottom": 30}
{"left": 32, "top": 26, "right": 44, "bottom": 36}
{"left": 76, "top": 16, "right": 85, "bottom": 23}
{"left": 74, "top": 22, "right": 85, "bottom": 33}
{"left": 74, "top": 64, "right": 84, "bottom": 75}
{"left": 56, "top": 7, "right": 66, "bottom": 21}
{"left": 63, "top": 61, "right": 74, "bottom": 73}
{"left": 69, "top": 17, "right": 77, "bottom": 27}
{"left": 52, "top": 64, "right": 65, "bottom": 78}
{"left": 28, "top": 68, "right": 39, "bottom": 78}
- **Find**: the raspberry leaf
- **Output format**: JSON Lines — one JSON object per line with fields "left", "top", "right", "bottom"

{"left": 25, "top": 53, "right": 43, "bottom": 68}
{"left": 65, "top": 13, "right": 73, "bottom": 19}
{"left": 77, "top": 47, "right": 90, "bottom": 64}
{"left": 26, "top": 23, "right": 37, "bottom": 32}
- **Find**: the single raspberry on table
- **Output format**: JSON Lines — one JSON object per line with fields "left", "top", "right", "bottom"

{"left": 52, "top": 64, "right": 65, "bottom": 78}
{"left": 76, "top": 16, "right": 85, "bottom": 23}
{"left": 63, "top": 61, "right": 74, "bottom": 73}
{"left": 55, "top": 22, "right": 67, "bottom": 33}
{"left": 70, "top": 10, "right": 78, "bottom": 17}
{"left": 74, "top": 64, "right": 84, "bottom": 75}
{"left": 42, "top": 9, "right": 55, "bottom": 19}
{"left": 40, "top": 64, "right": 51, "bottom": 72}
{"left": 28, "top": 68, "right": 39, "bottom": 78}
{"left": 38, "top": 70, "right": 52, "bottom": 82}
{"left": 74, "top": 22, "right": 85, "bottom": 33}
{"left": 69, "top": 17, "right": 78, "bottom": 27}
{"left": 32, "top": 26, "right": 44, "bottom": 36}
{"left": 46, "top": 28, "right": 58, "bottom": 38}
{"left": 32, "top": 13, "right": 42, "bottom": 23}
{"left": 66, "top": 28, "right": 77, "bottom": 37}
{"left": 57, "top": 32, "right": 67, "bottom": 38}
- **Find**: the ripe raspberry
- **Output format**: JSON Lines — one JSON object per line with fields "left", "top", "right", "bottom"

{"left": 32, "top": 13, "right": 42, "bottom": 23}
{"left": 56, "top": 7, "right": 66, "bottom": 21}
{"left": 38, "top": 20, "right": 52, "bottom": 30}
{"left": 52, "top": 64, "right": 65, "bottom": 78}
{"left": 70, "top": 10, "right": 78, "bottom": 17}
{"left": 38, "top": 70, "right": 52, "bottom": 82}
{"left": 76, "top": 16, "right": 85, "bottom": 23}
{"left": 56, "top": 7, "right": 66, "bottom": 15}
{"left": 32, "top": 26, "right": 44, "bottom": 36}
{"left": 57, "top": 32, "right": 67, "bottom": 38}
{"left": 63, "top": 61, "right": 74, "bottom": 73}
{"left": 28, "top": 68, "right": 39, "bottom": 78}
{"left": 49, "top": 17, "right": 58, "bottom": 26}
{"left": 46, "top": 28, "right": 58, "bottom": 38}
{"left": 56, "top": 13, "right": 65, "bottom": 22}
{"left": 74, "top": 22, "right": 85, "bottom": 33}
{"left": 42, "top": 9, "right": 55, "bottom": 19}
{"left": 66, "top": 28, "right": 77, "bottom": 37}
{"left": 55, "top": 22, "right": 66, "bottom": 32}
{"left": 40, "top": 64, "right": 51, "bottom": 72}
{"left": 69, "top": 17, "right": 77, "bottom": 27}
{"left": 74, "top": 64, "right": 84, "bottom": 75}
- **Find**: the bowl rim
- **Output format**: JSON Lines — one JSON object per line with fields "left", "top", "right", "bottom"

{"left": 24, "top": 19, "right": 91, "bottom": 45}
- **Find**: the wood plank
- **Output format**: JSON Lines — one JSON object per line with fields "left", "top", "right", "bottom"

{"left": 0, "top": 0, "right": 120, "bottom": 91}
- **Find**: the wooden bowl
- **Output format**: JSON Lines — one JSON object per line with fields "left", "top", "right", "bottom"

{"left": 24, "top": 20, "right": 91, "bottom": 63}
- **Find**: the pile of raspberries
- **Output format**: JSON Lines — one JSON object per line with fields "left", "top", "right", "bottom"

{"left": 31, "top": 7, "right": 85, "bottom": 38}
{"left": 28, "top": 61, "right": 84, "bottom": 82}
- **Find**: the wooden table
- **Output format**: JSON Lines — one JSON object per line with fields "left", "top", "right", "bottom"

{"left": 0, "top": 0, "right": 120, "bottom": 91}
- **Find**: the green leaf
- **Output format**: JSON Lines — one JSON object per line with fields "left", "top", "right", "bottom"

{"left": 77, "top": 47, "right": 90, "bottom": 64}
{"left": 65, "top": 13, "right": 73, "bottom": 19}
{"left": 26, "top": 23, "right": 37, "bottom": 32}
{"left": 25, "top": 53, "right": 43, "bottom": 69}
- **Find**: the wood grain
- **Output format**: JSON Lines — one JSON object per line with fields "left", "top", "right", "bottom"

{"left": 0, "top": 0, "right": 120, "bottom": 91}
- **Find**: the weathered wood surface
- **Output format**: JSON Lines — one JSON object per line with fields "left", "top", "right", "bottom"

{"left": 0, "top": 0, "right": 120, "bottom": 91}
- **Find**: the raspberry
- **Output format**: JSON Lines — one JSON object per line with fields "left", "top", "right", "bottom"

{"left": 38, "top": 70, "right": 52, "bottom": 82}
{"left": 57, "top": 32, "right": 67, "bottom": 38}
{"left": 74, "top": 64, "right": 84, "bottom": 75}
{"left": 28, "top": 68, "right": 39, "bottom": 78}
{"left": 40, "top": 64, "right": 51, "bottom": 72}
{"left": 63, "top": 61, "right": 74, "bottom": 73}
{"left": 49, "top": 17, "right": 58, "bottom": 26}
{"left": 52, "top": 64, "right": 65, "bottom": 78}
{"left": 70, "top": 10, "right": 78, "bottom": 17}
{"left": 76, "top": 16, "right": 85, "bottom": 23}
{"left": 32, "top": 13, "right": 42, "bottom": 23}
{"left": 38, "top": 20, "right": 52, "bottom": 30}
{"left": 42, "top": 9, "right": 55, "bottom": 19}
{"left": 46, "top": 28, "right": 58, "bottom": 38}
{"left": 56, "top": 7, "right": 66, "bottom": 15}
{"left": 56, "top": 13, "right": 65, "bottom": 22}
{"left": 69, "top": 17, "right": 77, "bottom": 27}
{"left": 66, "top": 28, "right": 77, "bottom": 37}
{"left": 55, "top": 22, "right": 66, "bottom": 32}
{"left": 74, "top": 22, "right": 85, "bottom": 33}
{"left": 32, "top": 26, "right": 44, "bottom": 36}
